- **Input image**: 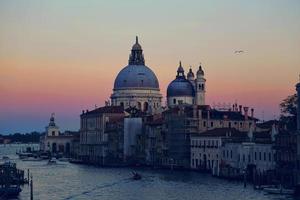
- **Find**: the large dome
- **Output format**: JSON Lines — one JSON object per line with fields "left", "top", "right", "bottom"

{"left": 167, "top": 78, "right": 195, "bottom": 97}
{"left": 113, "top": 65, "right": 159, "bottom": 90}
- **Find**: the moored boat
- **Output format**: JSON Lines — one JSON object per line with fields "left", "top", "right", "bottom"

{"left": 0, "top": 185, "right": 22, "bottom": 198}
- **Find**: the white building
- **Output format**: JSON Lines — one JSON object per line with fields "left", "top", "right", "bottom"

{"left": 111, "top": 37, "right": 162, "bottom": 114}
{"left": 221, "top": 141, "right": 275, "bottom": 173}
{"left": 40, "top": 114, "right": 75, "bottom": 155}
{"left": 190, "top": 128, "right": 246, "bottom": 176}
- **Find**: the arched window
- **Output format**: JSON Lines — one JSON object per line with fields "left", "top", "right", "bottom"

{"left": 137, "top": 102, "right": 142, "bottom": 110}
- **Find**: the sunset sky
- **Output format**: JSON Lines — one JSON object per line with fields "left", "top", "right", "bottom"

{"left": 0, "top": 0, "right": 299, "bottom": 134}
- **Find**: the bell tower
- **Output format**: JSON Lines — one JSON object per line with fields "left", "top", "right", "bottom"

{"left": 46, "top": 113, "right": 59, "bottom": 137}
{"left": 195, "top": 64, "right": 206, "bottom": 105}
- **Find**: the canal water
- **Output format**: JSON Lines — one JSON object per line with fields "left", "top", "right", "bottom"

{"left": 0, "top": 144, "right": 296, "bottom": 200}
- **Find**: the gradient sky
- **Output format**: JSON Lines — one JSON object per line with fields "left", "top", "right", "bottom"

{"left": 0, "top": 0, "right": 299, "bottom": 134}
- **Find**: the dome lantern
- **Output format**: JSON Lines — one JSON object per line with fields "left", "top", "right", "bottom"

{"left": 176, "top": 61, "right": 185, "bottom": 78}
{"left": 128, "top": 36, "right": 145, "bottom": 65}
{"left": 187, "top": 66, "right": 195, "bottom": 81}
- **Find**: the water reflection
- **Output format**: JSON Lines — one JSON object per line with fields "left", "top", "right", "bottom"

{"left": 0, "top": 144, "right": 298, "bottom": 200}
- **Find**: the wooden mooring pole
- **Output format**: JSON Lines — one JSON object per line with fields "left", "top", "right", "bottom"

{"left": 30, "top": 175, "right": 33, "bottom": 200}
{"left": 27, "top": 169, "right": 30, "bottom": 184}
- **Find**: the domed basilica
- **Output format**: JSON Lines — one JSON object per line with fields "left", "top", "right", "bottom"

{"left": 167, "top": 61, "right": 206, "bottom": 107}
{"left": 111, "top": 37, "right": 206, "bottom": 113}
{"left": 111, "top": 37, "right": 162, "bottom": 113}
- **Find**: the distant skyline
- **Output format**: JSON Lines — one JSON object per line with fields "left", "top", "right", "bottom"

{"left": 1, "top": 0, "right": 299, "bottom": 134}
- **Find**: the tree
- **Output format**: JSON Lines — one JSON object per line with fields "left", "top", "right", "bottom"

{"left": 279, "top": 93, "right": 297, "bottom": 131}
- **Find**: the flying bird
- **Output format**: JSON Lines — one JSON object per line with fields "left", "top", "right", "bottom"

{"left": 234, "top": 50, "right": 245, "bottom": 54}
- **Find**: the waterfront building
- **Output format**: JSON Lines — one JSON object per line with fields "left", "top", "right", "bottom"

{"left": 190, "top": 128, "right": 247, "bottom": 175}
{"left": 111, "top": 37, "right": 162, "bottom": 114}
{"left": 79, "top": 106, "right": 125, "bottom": 165}
{"left": 40, "top": 114, "right": 77, "bottom": 155}
{"left": 144, "top": 115, "right": 165, "bottom": 166}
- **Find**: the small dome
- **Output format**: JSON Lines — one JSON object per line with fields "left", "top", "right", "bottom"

{"left": 197, "top": 65, "right": 204, "bottom": 76}
{"left": 167, "top": 61, "right": 195, "bottom": 97}
{"left": 114, "top": 65, "right": 159, "bottom": 90}
{"left": 167, "top": 78, "right": 195, "bottom": 97}
{"left": 187, "top": 67, "right": 194, "bottom": 80}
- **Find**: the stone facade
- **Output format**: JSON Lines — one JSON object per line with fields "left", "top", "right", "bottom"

{"left": 79, "top": 106, "right": 125, "bottom": 165}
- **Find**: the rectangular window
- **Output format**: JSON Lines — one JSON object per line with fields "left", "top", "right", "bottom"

{"left": 259, "top": 152, "right": 261, "bottom": 160}
{"left": 203, "top": 121, "right": 206, "bottom": 127}
{"left": 211, "top": 122, "right": 214, "bottom": 127}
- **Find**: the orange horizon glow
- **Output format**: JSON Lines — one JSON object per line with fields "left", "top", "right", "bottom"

{"left": 0, "top": 0, "right": 299, "bottom": 133}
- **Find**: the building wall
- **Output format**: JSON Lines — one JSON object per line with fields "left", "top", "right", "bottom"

{"left": 191, "top": 136, "right": 222, "bottom": 175}
{"left": 222, "top": 142, "right": 275, "bottom": 173}
{"left": 167, "top": 96, "right": 194, "bottom": 107}
{"left": 123, "top": 117, "right": 142, "bottom": 159}
{"left": 80, "top": 112, "right": 124, "bottom": 164}
{"left": 111, "top": 89, "right": 162, "bottom": 114}
{"left": 198, "top": 119, "right": 255, "bottom": 133}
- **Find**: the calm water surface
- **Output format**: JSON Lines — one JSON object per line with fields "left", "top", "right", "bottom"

{"left": 0, "top": 144, "right": 296, "bottom": 200}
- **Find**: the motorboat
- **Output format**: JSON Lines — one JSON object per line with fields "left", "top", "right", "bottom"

{"left": 47, "top": 159, "right": 57, "bottom": 165}
{"left": 132, "top": 171, "right": 142, "bottom": 180}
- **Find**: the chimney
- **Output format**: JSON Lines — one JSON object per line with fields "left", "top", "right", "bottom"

{"left": 244, "top": 107, "right": 249, "bottom": 120}
{"left": 248, "top": 124, "right": 254, "bottom": 142}
{"left": 271, "top": 123, "right": 278, "bottom": 142}
{"left": 251, "top": 108, "right": 254, "bottom": 118}
{"left": 239, "top": 105, "right": 242, "bottom": 113}
{"left": 82, "top": 110, "right": 85, "bottom": 114}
